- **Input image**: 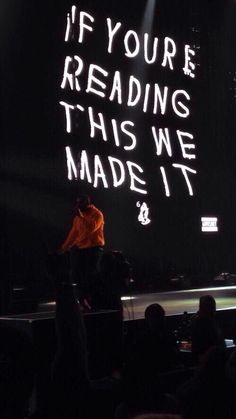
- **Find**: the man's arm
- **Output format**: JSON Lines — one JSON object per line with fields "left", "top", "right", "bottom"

{"left": 59, "top": 217, "right": 79, "bottom": 253}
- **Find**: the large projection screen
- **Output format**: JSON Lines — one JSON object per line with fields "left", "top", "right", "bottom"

{"left": 1, "top": 0, "right": 236, "bottom": 292}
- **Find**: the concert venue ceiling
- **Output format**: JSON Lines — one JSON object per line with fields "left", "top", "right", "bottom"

{"left": 1, "top": 0, "right": 236, "bottom": 290}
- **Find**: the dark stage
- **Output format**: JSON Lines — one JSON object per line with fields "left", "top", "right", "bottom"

{"left": 29, "top": 284, "right": 236, "bottom": 321}
{"left": 121, "top": 285, "right": 236, "bottom": 320}
{"left": 1, "top": 284, "right": 236, "bottom": 384}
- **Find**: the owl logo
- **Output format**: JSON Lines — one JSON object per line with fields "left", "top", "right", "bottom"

{"left": 136, "top": 202, "right": 151, "bottom": 225}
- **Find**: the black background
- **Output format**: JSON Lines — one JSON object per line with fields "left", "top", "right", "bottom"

{"left": 1, "top": 0, "right": 236, "bottom": 295}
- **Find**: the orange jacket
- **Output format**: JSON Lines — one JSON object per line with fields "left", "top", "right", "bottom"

{"left": 60, "top": 205, "right": 105, "bottom": 251}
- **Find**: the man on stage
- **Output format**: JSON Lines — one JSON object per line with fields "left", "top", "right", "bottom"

{"left": 59, "top": 195, "right": 105, "bottom": 309}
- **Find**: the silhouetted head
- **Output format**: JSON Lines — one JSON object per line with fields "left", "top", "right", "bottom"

{"left": 145, "top": 303, "right": 165, "bottom": 330}
{"left": 76, "top": 195, "right": 91, "bottom": 212}
{"left": 199, "top": 295, "right": 216, "bottom": 318}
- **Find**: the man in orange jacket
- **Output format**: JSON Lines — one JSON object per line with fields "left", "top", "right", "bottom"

{"left": 59, "top": 195, "right": 105, "bottom": 308}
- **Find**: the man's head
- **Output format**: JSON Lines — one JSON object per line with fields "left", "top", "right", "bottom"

{"left": 199, "top": 294, "right": 216, "bottom": 318}
{"left": 76, "top": 195, "right": 91, "bottom": 212}
{"left": 145, "top": 303, "right": 165, "bottom": 330}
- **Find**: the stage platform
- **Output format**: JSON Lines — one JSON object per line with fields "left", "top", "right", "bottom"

{"left": 1, "top": 285, "right": 236, "bottom": 381}
{"left": 37, "top": 285, "right": 236, "bottom": 321}
{"left": 122, "top": 285, "right": 236, "bottom": 320}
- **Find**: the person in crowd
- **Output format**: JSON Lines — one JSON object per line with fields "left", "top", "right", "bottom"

{"left": 47, "top": 269, "right": 123, "bottom": 419}
{"left": 50, "top": 281, "right": 91, "bottom": 419}
{"left": 119, "top": 304, "right": 180, "bottom": 416}
{"left": 177, "top": 345, "right": 230, "bottom": 419}
{"left": 131, "top": 303, "right": 180, "bottom": 375}
{"left": 190, "top": 294, "right": 225, "bottom": 362}
{"left": 59, "top": 195, "right": 105, "bottom": 309}
{"left": 224, "top": 349, "right": 236, "bottom": 417}
{"left": 0, "top": 324, "right": 35, "bottom": 419}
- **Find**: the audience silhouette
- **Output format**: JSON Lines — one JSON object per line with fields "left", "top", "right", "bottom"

{"left": 0, "top": 324, "right": 35, "bottom": 419}
{"left": 190, "top": 295, "right": 225, "bottom": 362}
{"left": 2, "top": 277, "right": 236, "bottom": 419}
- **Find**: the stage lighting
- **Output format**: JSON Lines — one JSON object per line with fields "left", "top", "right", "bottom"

{"left": 201, "top": 217, "right": 218, "bottom": 232}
